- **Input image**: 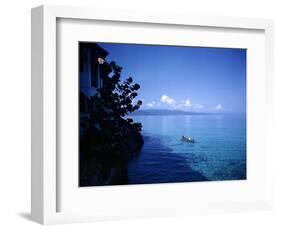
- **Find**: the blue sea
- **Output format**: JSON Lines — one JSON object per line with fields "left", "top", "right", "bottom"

{"left": 128, "top": 114, "right": 246, "bottom": 184}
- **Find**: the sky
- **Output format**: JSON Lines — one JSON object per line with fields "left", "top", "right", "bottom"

{"left": 99, "top": 42, "right": 246, "bottom": 114}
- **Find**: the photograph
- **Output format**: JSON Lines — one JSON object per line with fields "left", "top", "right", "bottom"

{"left": 79, "top": 42, "right": 247, "bottom": 187}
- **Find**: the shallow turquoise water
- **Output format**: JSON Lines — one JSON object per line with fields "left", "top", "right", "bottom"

{"left": 128, "top": 114, "right": 246, "bottom": 184}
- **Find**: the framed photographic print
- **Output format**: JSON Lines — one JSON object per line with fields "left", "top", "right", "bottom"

{"left": 78, "top": 42, "right": 247, "bottom": 186}
{"left": 31, "top": 5, "right": 275, "bottom": 225}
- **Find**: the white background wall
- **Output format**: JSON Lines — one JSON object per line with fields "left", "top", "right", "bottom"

{"left": 0, "top": 0, "right": 280, "bottom": 229}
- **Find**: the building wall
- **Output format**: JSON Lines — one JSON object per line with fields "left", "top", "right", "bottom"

{"left": 80, "top": 47, "right": 99, "bottom": 98}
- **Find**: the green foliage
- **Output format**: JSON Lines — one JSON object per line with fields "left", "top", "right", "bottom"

{"left": 91, "top": 62, "right": 142, "bottom": 117}
{"left": 88, "top": 61, "right": 143, "bottom": 136}
{"left": 80, "top": 61, "right": 143, "bottom": 185}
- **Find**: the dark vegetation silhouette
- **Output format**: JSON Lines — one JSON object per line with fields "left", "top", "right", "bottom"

{"left": 80, "top": 61, "right": 143, "bottom": 186}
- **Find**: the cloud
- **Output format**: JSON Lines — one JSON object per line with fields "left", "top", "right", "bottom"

{"left": 160, "top": 94, "right": 175, "bottom": 105}
{"left": 174, "top": 99, "right": 192, "bottom": 109}
{"left": 181, "top": 99, "right": 192, "bottom": 107}
{"left": 215, "top": 104, "right": 223, "bottom": 111}
{"left": 195, "top": 104, "right": 203, "bottom": 109}
{"left": 149, "top": 95, "right": 205, "bottom": 111}
{"left": 146, "top": 101, "right": 156, "bottom": 108}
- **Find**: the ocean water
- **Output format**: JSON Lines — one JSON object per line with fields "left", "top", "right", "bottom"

{"left": 128, "top": 114, "right": 246, "bottom": 184}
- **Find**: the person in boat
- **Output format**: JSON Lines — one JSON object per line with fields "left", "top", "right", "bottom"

{"left": 181, "top": 136, "right": 194, "bottom": 142}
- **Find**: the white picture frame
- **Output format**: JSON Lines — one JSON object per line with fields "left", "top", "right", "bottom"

{"left": 31, "top": 5, "right": 275, "bottom": 225}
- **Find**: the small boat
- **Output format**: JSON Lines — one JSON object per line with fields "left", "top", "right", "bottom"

{"left": 181, "top": 136, "right": 195, "bottom": 143}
